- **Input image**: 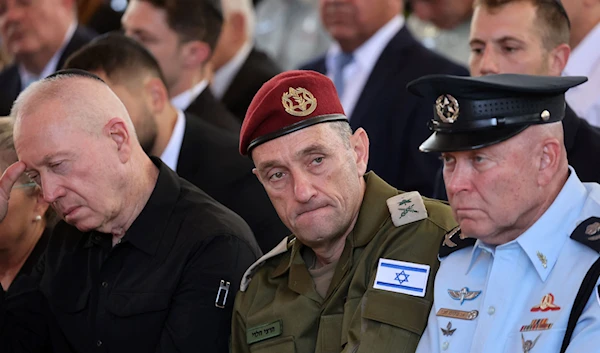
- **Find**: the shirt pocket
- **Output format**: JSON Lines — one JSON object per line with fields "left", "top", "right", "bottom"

{"left": 504, "top": 328, "right": 566, "bottom": 353}
{"left": 355, "top": 289, "right": 431, "bottom": 353}
{"left": 249, "top": 335, "right": 296, "bottom": 353}
{"left": 105, "top": 292, "right": 171, "bottom": 317}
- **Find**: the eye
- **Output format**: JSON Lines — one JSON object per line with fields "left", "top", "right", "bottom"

{"left": 26, "top": 172, "right": 41, "bottom": 186}
{"left": 311, "top": 157, "right": 324, "bottom": 165}
{"left": 269, "top": 171, "right": 285, "bottom": 181}
{"left": 470, "top": 47, "right": 483, "bottom": 55}
{"left": 473, "top": 155, "right": 486, "bottom": 163}
{"left": 502, "top": 46, "right": 518, "bottom": 53}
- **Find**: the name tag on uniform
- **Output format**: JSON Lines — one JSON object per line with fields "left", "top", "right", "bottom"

{"left": 247, "top": 320, "right": 283, "bottom": 345}
{"left": 373, "top": 258, "right": 430, "bottom": 297}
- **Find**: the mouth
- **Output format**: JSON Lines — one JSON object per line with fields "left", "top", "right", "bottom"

{"left": 296, "top": 204, "right": 329, "bottom": 218}
{"left": 62, "top": 206, "right": 81, "bottom": 220}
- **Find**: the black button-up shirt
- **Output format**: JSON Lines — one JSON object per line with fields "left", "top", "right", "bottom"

{"left": 0, "top": 158, "right": 262, "bottom": 353}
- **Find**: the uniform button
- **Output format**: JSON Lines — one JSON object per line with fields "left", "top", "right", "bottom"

{"left": 94, "top": 235, "right": 102, "bottom": 241}
{"left": 488, "top": 306, "right": 496, "bottom": 315}
{"left": 442, "top": 341, "right": 449, "bottom": 350}
{"left": 101, "top": 281, "right": 108, "bottom": 288}
{"left": 96, "top": 340, "right": 102, "bottom": 347}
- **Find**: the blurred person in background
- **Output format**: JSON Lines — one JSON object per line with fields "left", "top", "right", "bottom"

{"left": 407, "top": 0, "right": 473, "bottom": 65}
{"left": 122, "top": 0, "right": 241, "bottom": 133}
{"left": 211, "top": 0, "right": 281, "bottom": 121}
{"left": 0, "top": 118, "right": 54, "bottom": 290}
{"left": 0, "top": 0, "right": 96, "bottom": 115}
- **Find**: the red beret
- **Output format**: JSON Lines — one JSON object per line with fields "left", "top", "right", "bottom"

{"left": 239, "top": 70, "right": 348, "bottom": 156}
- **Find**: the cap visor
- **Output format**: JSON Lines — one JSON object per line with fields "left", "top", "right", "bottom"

{"left": 419, "top": 125, "right": 529, "bottom": 152}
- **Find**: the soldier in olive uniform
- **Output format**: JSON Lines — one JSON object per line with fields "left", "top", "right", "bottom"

{"left": 231, "top": 70, "right": 458, "bottom": 353}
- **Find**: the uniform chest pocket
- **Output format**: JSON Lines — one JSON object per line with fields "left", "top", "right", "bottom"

{"left": 504, "top": 328, "right": 566, "bottom": 353}
{"left": 105, "top": 292, "right": 171, "bottom": 317}
{"left": 363, "top": 289, "right": 431, "bottom": 334}
{"left": 249, "top": 335, "right": 295, "bottom": 353}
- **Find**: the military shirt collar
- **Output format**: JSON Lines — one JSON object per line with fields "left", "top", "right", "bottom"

{"left": 467, "top": 167, "right": 587, "bottom": 281}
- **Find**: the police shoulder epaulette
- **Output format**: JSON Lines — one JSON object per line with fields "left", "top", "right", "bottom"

{"left": 240, "top": 236, "right": 294, "bottom": 292}
{"left": 386, "top": 191, "right": 428, "bottom": 227}
{"left": 439, "top": 226, "right": 476, "bottom": 258}
{"left": 570, "top": 217, "right": 600, "bottom": 253}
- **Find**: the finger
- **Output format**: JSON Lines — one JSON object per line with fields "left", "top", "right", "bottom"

{"left": 0, "top": 161, "right": 27, "bottom": 198}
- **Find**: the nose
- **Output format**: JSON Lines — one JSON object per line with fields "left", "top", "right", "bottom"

{"left": 474, "top": 47, "right": 499, "bottom": 76}
{"left": 444, "top": 160, "right": 473, "bottom": 196}
{"left": 40, "top": 175, "right": 66, "bottom": 204}
{"left": 293, "top": 172, "right": 317, "bottom": 204}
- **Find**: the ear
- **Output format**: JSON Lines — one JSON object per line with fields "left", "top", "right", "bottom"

{"left": 181, "top": 40, "right": 212, "bottom": 69}
{"left": 143, "top": 77, "right": 169, "bottom": 114}
{"left": 104, "top": 118, "right": 133, "bottom": 163}
{"left": 230, "top": 12, "right": 247, "bottom": 37}
{"left": 537, "top": 138, "right": 561, "bottom": 186}
{"left": 547, "top": 43, "right": 570, "bottom": 76}
{"left": 350, "top": 127, "right": 370, "bottom": 176}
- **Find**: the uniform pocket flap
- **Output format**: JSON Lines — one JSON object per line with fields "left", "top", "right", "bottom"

{"left": 363, "top": 289, "right": 431, "bottom": 335}
{"left": 106, "top": 292, "right": 171, "bottom": 317}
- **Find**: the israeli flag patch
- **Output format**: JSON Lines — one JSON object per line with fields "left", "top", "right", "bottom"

{"left": 373, "top": 258, "right": 430, "bottom": 297}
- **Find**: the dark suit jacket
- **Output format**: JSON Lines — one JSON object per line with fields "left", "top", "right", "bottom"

{"left": 563, "top": 105, "right": 600, "bottom": 183}
{"left": 185, "top": 88, "right": 241, "bottom": 134}
{"left": 176, "top": 113, "right": 290, "bottom": 253}
{"left": 301, "top": 27, "right": 469, "bottom": 198}
{"left": 0, "top": 26, "right": 97, "bottom": 116}
{"left": 221, "top": 48, "right": 281, "bottom": 122}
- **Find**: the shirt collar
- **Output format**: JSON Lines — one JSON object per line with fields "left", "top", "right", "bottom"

{"left": 564, "top": 22, "right": 600, "bottom": 77}
{"left": 325, "top": 15, "right": 403, "bottom": 75}
{"left": 18, "top": 21, "right": 77, "bottom": 90}
{"left": 466, "top": 167, "right": 587, "bottom": 281}
{"left": 211, "top": 42, "right": 253, "bottom": 99}
{"left": 160, "top": 109, "right": 186, "bottom": 171}
{"left": 170, "top": 79, "right": 209, "bottom": 111}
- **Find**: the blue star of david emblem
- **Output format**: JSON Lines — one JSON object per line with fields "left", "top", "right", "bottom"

{"left": 395, "top": 270, "right": 410, "bottom": 284}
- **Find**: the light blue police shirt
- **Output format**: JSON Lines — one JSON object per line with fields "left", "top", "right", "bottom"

{"left": 416, "top": 169, "right": 600, "bottom": 353}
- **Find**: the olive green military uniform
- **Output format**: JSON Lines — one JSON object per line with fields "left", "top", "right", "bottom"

{"left": 231, "top": 172, "right": 457, "bottom": 353}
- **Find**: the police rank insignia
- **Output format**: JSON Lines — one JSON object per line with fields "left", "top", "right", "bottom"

{"left": 386, "top": 192, "right": 427, "bottom": 227}
{"left": 531, "top": 293, "right": 560, "bottom": 312}
{"left": 586, "top": 222, "right": 600, "bottom": 240}
{"left": 281, "top": 87, "right": 317, "bottom": 117}
{"left": 448, "top": 287, "right": 481, "bottom": 305}
{"left": 570, "top": 217, "right": 600, "bottom": 252}
{"left": 441, "top": 322, "right": 456, "bottom": 336}
{"left": 435, "top": 94, "right": 460, "bottom": 123}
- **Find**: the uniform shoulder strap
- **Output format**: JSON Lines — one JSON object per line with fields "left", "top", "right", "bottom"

{"left": 560, "top": 217, "right": 600, "bottom": 352}
{"left": 439, "top": 226, "right": 476, "bottom": 258}
{"left": 240, "top": 236, "right": 293, "bottom": 292}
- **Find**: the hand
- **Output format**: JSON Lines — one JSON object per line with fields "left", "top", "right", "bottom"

{"left": 0, "top": 161, "right": 26, "bottom": 222}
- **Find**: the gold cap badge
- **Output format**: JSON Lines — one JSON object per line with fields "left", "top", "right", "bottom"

{"left": 436, "top": 94, "right": 460, "bottom": 123}
{"left": 282, "top": 87, "right": 317, "bottom": 117}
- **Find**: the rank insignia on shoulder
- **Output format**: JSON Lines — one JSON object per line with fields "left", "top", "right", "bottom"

{"left": 439, "top": 226, "right": 476, "bottom": 258}
{"left": 570, "top": 217, "right": 600, "bottom": 252}
{"left": 386, "top": 191, "right": 428, "bottom": 227}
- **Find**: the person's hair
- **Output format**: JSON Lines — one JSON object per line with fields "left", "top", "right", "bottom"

{"left": 141, "top": 0, "right": 224, "bottom": 50}
{"left": 473, "top": 0, "right": 570, "bottom": 50}
{"left": 64, "top": 33, "right": 168, "bottom": 90}
{"left": 0, "top": 118, "right": 58, "bottom": 225}
{"left": 329, "top": 121, "right": 353, "bottom": 149}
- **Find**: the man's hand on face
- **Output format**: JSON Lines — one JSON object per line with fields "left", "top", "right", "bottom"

{"left": 0, "top": 161, "right": 27, "bottom": 221}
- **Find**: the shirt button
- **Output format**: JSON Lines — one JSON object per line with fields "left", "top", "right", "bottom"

{"left": 94, "top": 235, "right": 102, "bottom": 242}
{"left": 442, "top": 341, "right": 449, "bottom": 350}
{"left": 101, "top": 281, "right": 108, "bottom": 288}
{"left": 96, "top": 340, "right": 102, "bottom": 347}
{"left": 488, "top": 306, "right": 496, "bottom": 315}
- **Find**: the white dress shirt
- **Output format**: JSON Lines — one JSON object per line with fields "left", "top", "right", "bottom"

{"left": 160, "top": 109, "right": 186, "bottom": 171}
{"left": 211, "top": 42, "right": 252, "bottom": 100}
{"left": 324, "top": 15, "right": 404, "bottom": 119}
{"left": 416, "top": 168, "right": 600, "bottom": 353}
{"left": 170, "top": 80, "right": 209, "bottom": 111}
{"left": 564, "top": 22, "right": 600, "bottom": 127}
{"left": 18, "top": 22, "right": 77, "bottom": 90}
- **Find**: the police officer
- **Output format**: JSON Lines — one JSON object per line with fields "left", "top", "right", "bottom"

{"left": 231, "top": 70, "right": 458, "bottom": 353}
{"left": 409, "top": 73, "right": 600, "bottom": 353}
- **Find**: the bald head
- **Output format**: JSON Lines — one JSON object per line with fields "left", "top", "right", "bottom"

{"left": 11, "top": 73, "right": 136, "bottom": 141}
